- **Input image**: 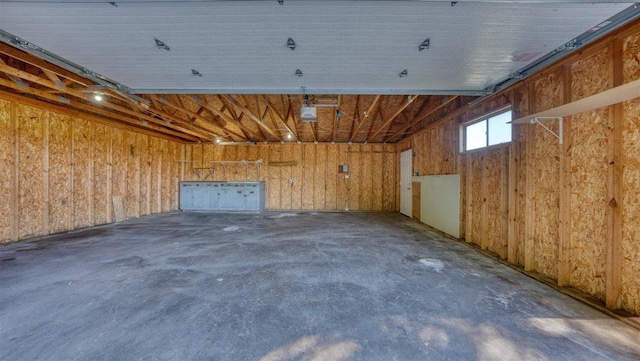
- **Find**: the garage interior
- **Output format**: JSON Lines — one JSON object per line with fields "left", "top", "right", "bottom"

{"left": 1, "top": 0, "right": 640, "bottom": 359}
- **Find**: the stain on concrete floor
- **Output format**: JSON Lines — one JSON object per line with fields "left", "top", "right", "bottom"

{"left": 0, "top": 212, "right": 639, "bottom": 361}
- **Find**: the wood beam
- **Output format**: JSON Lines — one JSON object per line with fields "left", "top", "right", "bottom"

{"left": 222, "top": 95, "right": 282, "bottom": 141}
{"left": 350, "top": 95, "right": 380, "bottom": 142}
{"left": 331, "top": 95, "right": 341, "bottom": 143}
{"left": 264, "top": 97, "right": 298, "bottom": 141}
{"left": 0, "top": 88, "right": 192, "bottom": 143}
{"left": 0, "top": 61, "right": 206, "bottom": 140}
{"left": 367, "top": 95, "right": 417, "bottom": 142}
{"left": 384, "top": 96, "right": 456, "bottom": 142}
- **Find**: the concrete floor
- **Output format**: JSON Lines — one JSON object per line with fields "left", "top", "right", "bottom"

{"left": 0, "top": 212, "right": 639, "bottom": 361}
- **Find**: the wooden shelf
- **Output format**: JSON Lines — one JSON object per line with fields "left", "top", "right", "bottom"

{"left": 512, "top": 78, "right": 640, "bottom": 124}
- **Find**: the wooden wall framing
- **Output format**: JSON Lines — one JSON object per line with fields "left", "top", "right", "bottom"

{"left": 398, "top": 21, "right": 640, "bottom": 316}
{"left": 185, "top": 142, "right": 397, "bottom": 211}
{"left": 0, "top": 95, "right": 184, "bottom": 244}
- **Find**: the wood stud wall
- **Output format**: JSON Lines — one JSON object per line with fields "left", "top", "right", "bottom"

{"left": 0, "top": 95, "right": 183, "bottom": 244}
{"left": 185, "top": 142, "right": 397, "bottom": 212}
{"left": 398, "top": 23, "right": 640, "bottom": 316}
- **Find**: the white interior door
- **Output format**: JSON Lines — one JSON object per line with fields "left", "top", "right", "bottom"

{"left": 400, "top": 149, "right": 412, "bottom": 217}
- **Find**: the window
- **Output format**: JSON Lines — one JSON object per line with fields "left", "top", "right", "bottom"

{"left": 462, "top": 108, "right": 512, "bottom": 152}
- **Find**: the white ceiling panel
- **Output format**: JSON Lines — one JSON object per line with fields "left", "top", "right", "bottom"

{"left": 0, "top": 1, "right": 633, "bottom": 94}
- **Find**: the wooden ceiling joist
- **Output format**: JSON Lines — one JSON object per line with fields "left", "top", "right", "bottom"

{"left": 350, "top": 95, "right": 381, "bottom": 142}
{"left": 222, "top": 95, "right": 282, "bottom": 141}
{"left": 0, "top": 77, "right": 199, "bottom": 141}
{"left": 384, "top": 96, "right": 458, "bottom": 142}
{"left": 366, "top": 95, "right": 417, "bottom": 142}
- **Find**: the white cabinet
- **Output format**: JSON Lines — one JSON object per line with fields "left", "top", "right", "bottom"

{"left": 180, "top": 182, "right": 266, "bottom": 212}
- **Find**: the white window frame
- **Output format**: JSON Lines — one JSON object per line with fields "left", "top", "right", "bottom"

{"left": 460, "top": 107, "right": 512, "bottom": 153}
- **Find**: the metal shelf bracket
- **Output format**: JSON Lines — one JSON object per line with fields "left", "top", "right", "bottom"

{"left": 531, "top": 117, "right": 563, "bottom": 144}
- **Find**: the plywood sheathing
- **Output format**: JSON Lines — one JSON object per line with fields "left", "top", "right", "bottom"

{"left": 621, "top": 98, "right": 640, "bottom": 315}
{"left": 0, "top": 94, "right": 183, "bottom": 245}
{"left": 0, "top": 99, "right": 13, "bottom": 242}
{"left": 397, "top": 18, "right": 640, "bottom": 317}
{"left": 188, "top": 142, "right": 397, "bottom": 211}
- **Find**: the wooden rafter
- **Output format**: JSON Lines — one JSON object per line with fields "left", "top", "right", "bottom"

{"left": 146, "top": 95, "right": 235, "bottom": 140}
{"left": 350, "top": 95, "right": 380, "bottom": 142}
{"left": 384, "top": 96, "right": 457, "bottom": 142}
{"left": 365, "top": 96, "right": 388, "bottom": 142}
{"left": 241, "top": 94, "right": 268, "bottom": 141}
{"left": 367, "top": 95, "right": 417, "bottom": 142}
{"left": 0, "top": 61, "right": 210, "bottom": 140}
{"left": 283, "top": 95, "right": 299, "bottom": 139}
{"left": 0, "top": 77, "right": 200, "bottom": 141}
{"left": 209, "top": 95, "right": 263, "bottom": 141}
{"left": 222, "top": 95, "right": 281, "bottom": 141}
{"left": 264, "top": 96, "right": 298, "bottom": 141}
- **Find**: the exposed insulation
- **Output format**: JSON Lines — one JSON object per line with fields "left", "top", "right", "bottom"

{"left": 72, "top": 118, "right": 93, "bottom": 229}
{"left": 47, "top": 111, "right": 72, "bottom": 233}
{"left": 17, "top": 104, "right": 46, "bottom": 238}
{"left": 532, "top": 120, "right": 560, "bottom": 279}
{"left": 569, "top": 109, "right": 609, "bottom": 299}
{"left": 0, "top": 99, "right": 12, "bottom": 241}
{"left": 621, "top": 98, "right": 640, "bottom": 315}
{"left": 623, "top": 31, "right": 640, "bottom": 83}
{"left": 571, "top": 47, "right": 610, "bottom": 102}
{"left": 93, "top": 124, "right": 111, "bottom": 225}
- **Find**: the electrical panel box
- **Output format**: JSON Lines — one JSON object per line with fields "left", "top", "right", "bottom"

{"left": 338, "top": 164, "right": 349, "bottom": 173}
{"left": 180, "top": 181, "right": 265, "bottom": 212}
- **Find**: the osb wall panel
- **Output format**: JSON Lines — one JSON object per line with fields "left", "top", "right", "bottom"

{"left": 621, "top": 99, "right": 640, "bottom": 315}
{"left": 138, "top": 134, "right": 150, "bottom": 216}
{"left": 93, "top": 124, "right": 111, "bottom": 225}
{"left": 47, "top": 112, "right": 72, "bottom": 233}
{"left": 468, "top": 153, "right": 483, "bottom": 246}
{"left": 150, "top": 137, "right": 162, "bottom": 214}
{"left": 125, "top": 131, "right": 140, "bottom": 219}
{"left": 111, "top": 128, "right": 127, "bottom": 205}
{"left": 569, "top": 109, "right": 609, "bottom": 300}
{"left": 623, "top": 32, "right": 640, "bottom": 83}
{"left": 189, "top": 142, "right": 397, "bottom": 211}
{"left": 571, "top": 47, "right": 610, "bottom": 102}
{"left": 17, "top": 104, "right": 46, "bottom": 239}
{"left": 533, "top": 71, "right": 563, "bottom": 113}
{"left": 532, "top": 122, "right": 560, "bottom": 279}
{"left": 0, "top": 100, "right": 12, "bottom": 241}
{"left": 160, "top": 139, "right": 172, "bottom": 212}
{"left": 0, "top": 95, "right": 184, "bottom": 244}
{"left": 485, "top": 150, "right": 505, "bottom": 257}
{"left": 72, "top": 118, "right": 93, "bottom": 229}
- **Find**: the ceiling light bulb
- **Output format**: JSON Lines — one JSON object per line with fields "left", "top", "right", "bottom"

{"left": 287, "top": 133, "right": 292, "bottom": 139}
{"left": 94, "top": 94, "right": 102, "bottom": 101}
